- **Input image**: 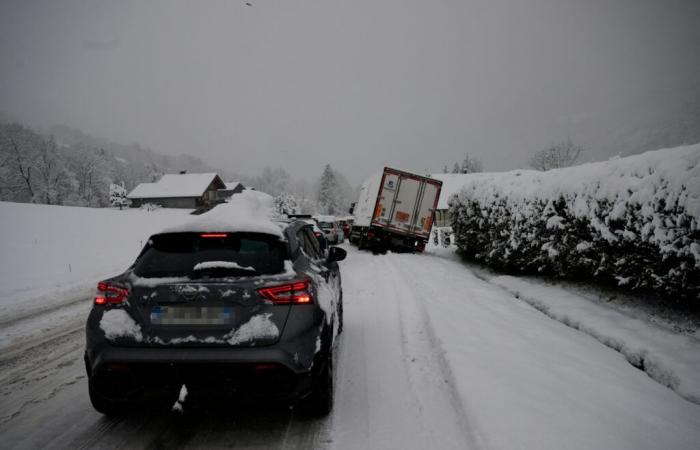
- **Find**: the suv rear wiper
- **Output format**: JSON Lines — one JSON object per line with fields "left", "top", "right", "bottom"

{"left": 191, "top": 261, "right": 258, "bottom": 278}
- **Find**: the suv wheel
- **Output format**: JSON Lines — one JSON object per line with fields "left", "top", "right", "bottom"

{"left": 337, "top": 290, "right": 344, "bottom": 335}
{"left": 298, "top": 345, "right": 334, "bottom": 417}
{"left": 89, "top": 381, "right": 128, "bottom": 416}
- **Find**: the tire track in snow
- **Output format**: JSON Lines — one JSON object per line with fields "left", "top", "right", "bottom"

{"left": 381, "top": 255, "right": 487, "bottom": 450}
{"left": 330, "top": 254, "right": 382, "bottom": 447}
{"left": 332, "top": 248, "right": 481, "bottom": 449}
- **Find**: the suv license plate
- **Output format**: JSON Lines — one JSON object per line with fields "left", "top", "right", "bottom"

{"left": 150, "top": 306, "right": 233, "bottom": 325}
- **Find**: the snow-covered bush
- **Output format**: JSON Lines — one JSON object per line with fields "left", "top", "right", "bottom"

{"left": 448, "top": 144, "right": 700, "bottom": 302}
{"left": 109, "top": 182, "right": 131, "bottom": 209}
{"left": 139, "top": 202, "right": 161, "bottom": 211}
{"left": 274, "top": 194, "right": 298, "bottom": 216}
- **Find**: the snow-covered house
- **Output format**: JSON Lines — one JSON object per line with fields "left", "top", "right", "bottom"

{"left": 216, "top": 181, "right": 246, "bottom": 201}
{"left": 128, "top": 172, "right": 227, "bottom": 209}
{"left": 430, "top": 173, "right": 476, "bottom": 227}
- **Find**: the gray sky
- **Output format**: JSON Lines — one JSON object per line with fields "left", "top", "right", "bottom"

{"left": 1, "top": 0, "right": 699, "bottom": 183}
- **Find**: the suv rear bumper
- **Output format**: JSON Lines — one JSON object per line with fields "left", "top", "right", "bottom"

{"left": 85, "top": 346, "right": 323, "bottom": 403}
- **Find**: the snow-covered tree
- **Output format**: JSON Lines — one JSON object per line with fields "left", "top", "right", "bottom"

{"left": 529, "top": 139, "right": 583, "bottom": 171}
{"left": 33, "top": 136, "right": 75, "bottom": 205}
{"left": 0, "top": 123, "right": 40, "bottom": 202}
{"left": 65, "top": 144, "right": 111, "bottom": 206}
{"left": 253, "top": 167, "right": 291, "bottom": 197}
{"left": 446, "top": 153, "right": 483, "bottom": 174}
{"left": 109, "top": 182, "right": 131, "bottom": 209}
{"left": 317, "top": 164, "right": 342, "bottom": 215}
{"left": 460, "top": 153, "right": 483, "bottom": 173}
{"left": 274, "top": 194, "right": 298, "bottom": 216}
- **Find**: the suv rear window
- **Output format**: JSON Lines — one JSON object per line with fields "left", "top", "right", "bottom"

{"left": 133, "top": 232, "right": 287, "bottom": 278}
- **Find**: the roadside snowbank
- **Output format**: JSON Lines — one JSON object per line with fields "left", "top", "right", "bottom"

{"left": 392, "top": 251, "right": 700, "bottom": 450}
{"left": 490, "top": 275, "right": 700, "bottom": 405}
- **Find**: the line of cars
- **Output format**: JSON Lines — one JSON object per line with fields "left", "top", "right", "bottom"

{"left": 313, "top": 215, "right": 353, "bottom": 246}
{"left": 84, "top": 194, "right": 347, "bottom": 417}
{"left": 287, "top": 214, "right": 353, "bottom": 248}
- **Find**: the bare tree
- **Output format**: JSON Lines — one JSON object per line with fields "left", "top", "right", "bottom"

{"left": 0, "top": 123, "right": 39, "bottom": 201}
{"left": 529, "top": 139, "right": 583, "bottom": 171}
{"left": 10, "top": 137, "right": 35, "bottom": 199}
{"left": 34, "top": 136, "right": 73, "bottom": 204}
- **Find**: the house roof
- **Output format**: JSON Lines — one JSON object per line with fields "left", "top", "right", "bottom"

{"left": 128, "top": 173, "right": 224, "bottom": 199}
{"left": 430, "top": 173, "right": 480, "bottom": 209}
{"left": 224, "top": 181, "right": 244, "bottom": 190}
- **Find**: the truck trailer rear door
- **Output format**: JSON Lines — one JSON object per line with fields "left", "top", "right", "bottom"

{"left": 387, "top": 175, "right": 422, "bottom": 233}
{"left": 413, "top": 181, "right": 440, "bottom": 238}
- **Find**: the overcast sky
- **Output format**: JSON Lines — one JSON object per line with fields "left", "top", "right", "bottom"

{"left": 1, "top": 0, "right": 699, "bottom": 183}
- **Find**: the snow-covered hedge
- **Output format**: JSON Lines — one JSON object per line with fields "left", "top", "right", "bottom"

{"left": 448, "top": 144, "right": 700, "bottom": 302}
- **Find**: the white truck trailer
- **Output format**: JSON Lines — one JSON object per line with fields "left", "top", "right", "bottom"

{"left": 349, "top": 167, "right": 442, "bottom": 252}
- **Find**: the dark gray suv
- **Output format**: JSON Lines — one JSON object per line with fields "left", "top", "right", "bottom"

{"left": 84, "top": 220, "right": 345, "bottom": 416}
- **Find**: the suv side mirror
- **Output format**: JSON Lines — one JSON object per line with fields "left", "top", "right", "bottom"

{"left": 327, "top": 246, "right": 347, "bottom": 263}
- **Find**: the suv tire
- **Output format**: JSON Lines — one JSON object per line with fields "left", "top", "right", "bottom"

{"left": 298, "top": 345, "right": 334, "bottom": 417}
{"left": 89, "top": 381, "right": 128, "bottom": 416}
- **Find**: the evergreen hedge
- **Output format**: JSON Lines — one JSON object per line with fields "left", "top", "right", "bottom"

{"left": 448, "top": 145, "right": 700, "bottom": 303}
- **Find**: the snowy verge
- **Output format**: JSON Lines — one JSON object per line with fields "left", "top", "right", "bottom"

{"left": 448, "top": 144, "right": 700, "bottom": 301}
{"left": 391, "top": 251, "right": 700, "bottom": 450}
{"left": 490, "top": 275, "right": 700, "bottom": 405}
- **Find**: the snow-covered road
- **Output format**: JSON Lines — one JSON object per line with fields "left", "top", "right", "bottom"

{"left": 1, "top": 246, "right": 699, "bottom": 449}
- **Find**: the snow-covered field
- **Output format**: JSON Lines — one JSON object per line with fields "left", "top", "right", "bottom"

{"left": 1, "top": 203, "right": 699, "bottom": 449}
{"left": 0, "top": 202, "right": 189, "bottom": 323}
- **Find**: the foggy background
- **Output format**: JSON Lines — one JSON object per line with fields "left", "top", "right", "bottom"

{"left": 1, "top": 0, "right": 699, "bottom": 183}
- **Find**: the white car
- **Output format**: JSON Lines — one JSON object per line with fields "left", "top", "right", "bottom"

{"left": 314, "top": 216, "right": 343, "bottom": 245}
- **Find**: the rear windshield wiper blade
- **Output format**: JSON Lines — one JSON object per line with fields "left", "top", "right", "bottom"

{"left": 191, "top": 261, "right": 258, "bottom": 278}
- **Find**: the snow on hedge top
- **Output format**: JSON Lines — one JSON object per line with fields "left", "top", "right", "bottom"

{"left": 160, "top": 190, "right": 285, "bottom": 238}
{"left": 451, "top": 144, "right": 700, "bottom": 222}
{"left": 128, "top": 173, "right": 222, "bottom": 199}
{"left": 431, "top": 173, "right": 478, "bottom": 210}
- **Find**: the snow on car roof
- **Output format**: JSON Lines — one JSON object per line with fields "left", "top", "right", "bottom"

{"left": 301, "top": 219, "right": 323, "bottom": 233}
{"left": 128, "top": 173, "right": 222, "bottom": 199}
{"left": 159, "top": 190, "right": 285, "bottom": 238}
{"left": 430, "top": 173, "right": 479, "bottom": 210}
{"left": 313, "top": 215, "right": 337, "bottom": 222}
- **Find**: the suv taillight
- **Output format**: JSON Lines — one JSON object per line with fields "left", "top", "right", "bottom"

{"left": 94, "top": 281, "right": 130, "bottom": 305}
{"left": 257, "top": 280, "right": 313, "bottom": 305}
